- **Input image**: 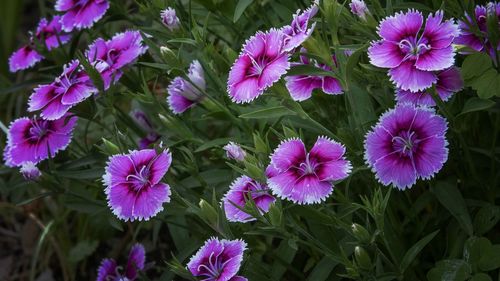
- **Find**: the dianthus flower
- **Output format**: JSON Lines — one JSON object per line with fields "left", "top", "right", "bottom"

{"left": 167, "top": 60, "right": 206, "bottom": 114}
{"left": 282, "top": 1, "right": 318, "bottom": 52}
{"left": 364, "top": 104, "right": 448, "bottom": 189}
{"left": 222, "top": 176, "right": 275, "bottom": 222}
{"left": 285, "top": 49, "right": 343, "bottom": 101}
{"left": 29, "top": 60, "right": 98, "bottom": 120}
{"left": 55, "top": 0, "right": 110, "bottom": 31}
{"left": 9, "top": 16, "right": 71, "bottom": 72}
{"left": 103, "top": 149, "right": 172, "bottom": 221}
{"left": 86, "top": 31, "right": 148, "bottom": 90}
{"left": 266, "top": 137, "right": 352, "bottom": 204}
{"left": 97, "top": 243, "right": 145, "bottom": 281}
{"left": 455, "top": 3, "right": 500, "bottom": 62}
{"left": 396, "top": 67, "right": 463, "bottom": 106}
{"left": 187, "top": 237, "right": 247, "bottom": 281}
{"left": 368, "top": 10, "right": 459, "bottom": 92}
{"left": 349, "top": 0, "right": 369, "bottom": 20}
{"left": 3, "top": 114, "right": 77, "bottom": 167}
{"left": 228, "top": 29, "right": 290, "bottom": 103}
{"left": 20, "top": 162, "right": 42, "bottom": 181}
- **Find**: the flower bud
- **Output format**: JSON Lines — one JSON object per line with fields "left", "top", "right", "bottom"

{"left": 161, "top": 7, "right": 180, "bottom": 31}
{"left": 351, "top": 223, "right": 371, "bottom": 243}
{"left": 349, "top": 0, "right": 369, "bottom": 21}
{"left": 20, "top": 162, "right": 41, "bottom": 181}
{"left": 223, "top": 142, "right": 246, "bottom": 162}
{"left": 354, "top": 246, "right": 372, "bottom": 270}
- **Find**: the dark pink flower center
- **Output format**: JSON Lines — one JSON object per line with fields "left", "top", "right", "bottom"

{"left": 198, "top": 251, "right": 230, "bottom": 279}
{"left": 247, "top": 55, "right": 272, "bottom": 77}
{"left": 126, "top": 164, "right": 151, "bottom": 191}
{"left": 392, "top": 131, "right": 419, "bottom": 157}
{"left": 297, "top": 153, "right": 319, "bottom": 176}
{"left": 26, "top": 119, "right": 51, "bottom": 143}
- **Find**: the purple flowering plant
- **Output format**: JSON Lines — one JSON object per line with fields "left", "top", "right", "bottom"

{"left": 1, "top": 0, "right": 500, "bottom": 280}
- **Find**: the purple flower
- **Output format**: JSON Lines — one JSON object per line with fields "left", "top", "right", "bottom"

{"left": 103, "top": 149, "right": 172, "bottom": 221}
{"left": 222, "top": 176, "right": 276, "bottom": 222}
{"left": 167, "top": 60, "right": 206, "bottom": 114}
{"left": 282, "top": 1, "right": 318, "bottom": 52}
{"left": 396, "top": 67, "right": 463, "bottom": 106}
{"left": 20, "top": 162, "right": 42, "bottom": 181}
{"left": 187, "top": 237, "right": 247, "bottom": 281}
{"left": 28, "top": 60, "right": 98, "bottom": 120}
{"left": 368, "top": 10, "right": 459, "bottom": 92}
{"left": 223, "top": 142, "right": 246, "bottom": 162}
{"left": 228, "top": 29, "right": 290, "bottom": 103}
{"left": 349, "top": 0, "right": 369, "bottom": 20}
{"left": 56, "top": 0, "right": 110, "bottom": 32}
{"left": 266, "top": 137, "right": 352, "bottom": 204}
{"left": 8, "top": 46, "right": 44, "bottom": 73}
{"left": 9, "top": 16, "right": 71, "bottom": 72}
{"left": 86, "top": 31, "right": 148, "bottom": 90}
{"left": 3, "top": 115, "right": 77, "bottom": 167}
{"left": 364, "top": 104, "right": 448, "bottom": 189}
{"left": 161, "top": 7, "right": 180, "bottom": 31}
{"left": 285, "top": 50, "right": 343, "bottom": 101}
{"left": 455, "top": 3, "right": 500, "bottom": 61}
{"left": 97, "top": 243, "right": 146, "bottom": 281}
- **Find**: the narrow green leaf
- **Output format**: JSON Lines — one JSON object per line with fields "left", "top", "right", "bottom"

{"left": 457, "top": 97, "right": 496, "bottom": 117}
{"left": 399, "top": 230, "right": 439, "bottom": 272}
{"left": 234, "top": 0, "right": 253, "bottom": 22}
{"left": 239, "top": 106, "right": 296, "bottom": 119}
{"left": 431, "top": 181, "right": 473, "bottom": 236}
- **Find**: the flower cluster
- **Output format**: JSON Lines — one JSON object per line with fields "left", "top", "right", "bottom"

{"left": 227, "top": 1, "right": 343, "bottom": 103}
{"left": 97, "top": 243, "right": 146, "bottom": 281}
{"left": 455, "top": 2, "right": 500, "bottom": 63}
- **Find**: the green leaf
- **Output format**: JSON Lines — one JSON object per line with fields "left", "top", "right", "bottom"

{"left": 461, "top": 53, "right": 492, "bottom": 80}
{"left": 239, "top": 106, "right": 296, "bottom": 119}
{"left": 463, "top": 237, "right": 491, "bottom": 265}
{"left": 431, "top": 181, "right": 473, "bottom": 236}
{"left": 457, "top": 98, "right": 496, "bottom": 117}
{"left": 478, "top": 245, "right": 500, "bottom": 271}
{"left": 195, "top": 138, "right": 232, "bottom": 152}
{"left": 469, "top": 68, "right": 500, "bottom": 99}
{"left": 399, "top": 230, "right": 439, "bottom": 273}
{"left": 234, "top": 0, "right": 253, "bottom": 22}
{"left": 286, "top": 64, "right": 334, "bottom": 77}
{"left": 427, "top": 259, "right": 470, "bottom": 281}
{"left": 473, "top": 205, "right": 500, "bottom": 235}
{"left": 69, "top": 240, "right": 98, "bottom": 263}
{"left": 470, "top": 273, "right": 492, "bottom": 281}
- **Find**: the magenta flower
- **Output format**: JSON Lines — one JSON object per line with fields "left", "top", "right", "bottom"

{"left": 364, "top": 104, "right": 448, "bottom": 189}
{"left": 28, "top": 60, "right": 98, "bottom": 120}
{"left": 187, "top": 237, "right": 247, "bottom": 281}
{"left": 223, "top": 142, "right": 246, "bottom": 162}
{"left": 97, "top": 243, "right": 146, "bottom": 281}
{"left": 167, "top": 60, "right": 206, "bottom": 114}
{"left": 228, "top": 29, "right": 290, "bottom": 103}
{"left": 349, "top": 0, "right": 369, "bottom": 20}
{"left": 266, "top": 137, "right": 352, "bottom": 204}
{"left": 161, "top": 7, "right": 180, "bottom": 31}
{"left": 282, "top": 1, "right": 318, "bottom": 52}
{"left": 455, "top": 3, "right": 500, "bottom": 61}
{"left": 222, "top": 176, "right": 276, "bottom": 222}
{"left": 55, "top": 0, "right": 110, "bottom": 32}
{"left": 285, "top": 50, "right": 342, "bottom": 101}
{"left": 103, "top": 149, "right": 172, "bottom": 221}
{"left": 368, "top": 10, "right": 459, "bottom": 92}
{"left": 9, "top": 16, "right": 71, "bottom": 72}
{"left": 20, "top": 162, "right": 42, "bottom": 181}
{"left": 396, "top": 67, "right": 463, "bottom": 106}
{"left": 3, "top": 114, "right": 77, "bottom": 167}
{"left": 86, "top": 31, "right": 148, "bottom": 90}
